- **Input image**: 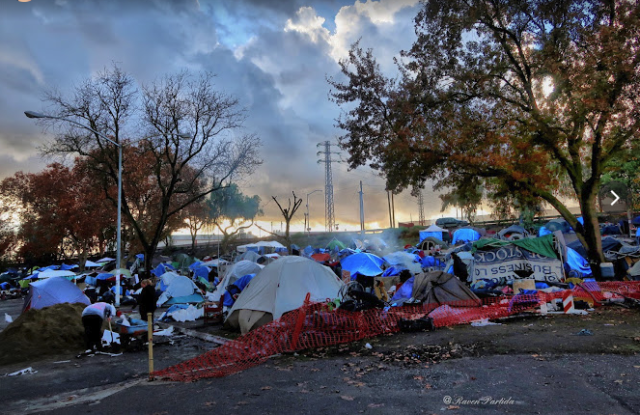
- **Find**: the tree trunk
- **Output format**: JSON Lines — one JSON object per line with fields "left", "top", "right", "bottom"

{"left": 578, "top": 193, "right": 605, "bottom": 280}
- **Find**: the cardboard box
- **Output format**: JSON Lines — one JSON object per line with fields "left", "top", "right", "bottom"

{"left": 513, "top": 279, "right": 536, "bottom": 293}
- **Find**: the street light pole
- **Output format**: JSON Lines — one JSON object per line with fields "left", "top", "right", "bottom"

{"left": 306, "top": 189, "right": 323, "bottom": 237}
{"left": 25, "top": 111, "right": 125, "bottom": 306}
{"left": 24, "top": 112, "right": 190, "bottom": 307}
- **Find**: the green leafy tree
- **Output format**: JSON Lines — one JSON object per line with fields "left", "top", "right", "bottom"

{"left": 207, "top": 184, "right": 262, "bottom": 254}
{"left": 329, "top": 1, "right": 640, "bottom": 277}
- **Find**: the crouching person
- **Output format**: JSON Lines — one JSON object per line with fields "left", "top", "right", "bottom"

{"left": 82, "top": 302, "right": 117, "bottom": 353}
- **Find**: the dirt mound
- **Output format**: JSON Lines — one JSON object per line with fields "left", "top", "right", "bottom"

{"left": 0, "top": 302, "right": 87, "bottom": 365}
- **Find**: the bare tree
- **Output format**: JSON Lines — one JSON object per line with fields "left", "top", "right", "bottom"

{"left": 37, "top": 65, "right": 262, "bottom": 274}
{"left": 262, "top": 192, "right": 303, "bottom": 251}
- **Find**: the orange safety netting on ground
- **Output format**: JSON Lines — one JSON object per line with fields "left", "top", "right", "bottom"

{"left": 152, "top": 281, "right": 640, "bottom": 382}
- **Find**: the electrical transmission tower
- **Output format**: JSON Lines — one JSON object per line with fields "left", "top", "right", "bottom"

{"left": 418, "top": 191, "right": 425, "bottom": 226}
{"left": 317, "top": 141, "right": 340, "bottom": 232}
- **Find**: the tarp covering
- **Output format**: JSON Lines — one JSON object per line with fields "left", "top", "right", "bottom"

{"left": 23, "top": 277, "right": 90, "bottom": 312}
{"left": 340, "top": 253, "right": 384, "bottom": 276}
{"left": 566, "top": 247, "right": 593, "bottom": 277}
{"left": 452, "top": 228, "right": 481, "bottom": 244}
{"left": 151, "top": 263, "right": 176, "bottom": 277}
{"left": 567, "top": 236, "right": 623, "bottom": 259}
{"left": 311, "top": 253, "right": 332, "bottom": 263}
{"left": 383, "top": 252, "right": 422, "bottom": 274}
{"left": 35, "top": 270, "right": 77, "bottom": 279}
{"left": 235, "top": 251, "right": 261, "bottom": 263}
{"left": 471, "top": 235, "right": 565, "bottom": 282}
{"left": 411, "top": 271, "right": 481, "bottom": 305}
{"left": 473, "top": 234, "right": 558, "bottom": 259}
{"left": 225, "top": 256, "right": 344, "bottom": 333}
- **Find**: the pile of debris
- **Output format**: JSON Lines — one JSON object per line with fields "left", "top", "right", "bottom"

{"left": 0, "top": 303, "right": 86, "bottom": 365}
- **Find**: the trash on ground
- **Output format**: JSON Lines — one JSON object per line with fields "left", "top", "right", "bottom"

{"left": 7, "top": 367, "right": 37, "bottom": 376}
{"left": 471, "top": 318, "right": 502, "bottom": 327}
{"left": 5, "top": 313, "right": 13, "bottom": 323}
{"left": 575, "top": 329, "right": 594, "bottom": 336}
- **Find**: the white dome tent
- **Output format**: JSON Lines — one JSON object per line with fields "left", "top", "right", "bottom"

{"left": 225, "top": 256, "right": 344, "bottom": 334}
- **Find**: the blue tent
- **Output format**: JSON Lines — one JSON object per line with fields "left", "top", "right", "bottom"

{"left": 452, "top": 228, "right": 481, "bottom": 244}
{"left": 419, "top": 224, "right": 446, "bottom": 242}
{"left": 23, "top": 276, "right": 90, "bottom": 312}
{"left": 340, "top": 253, "right": 384, "bottom": 276}
{"left": 538, "top": 226, "right": 552, "bottom": 237}
{"left": 566, "top": 247, "right": 592, "bottom": 277}
{"left": 632, "top": 216, "right": 640, "bottom": 226}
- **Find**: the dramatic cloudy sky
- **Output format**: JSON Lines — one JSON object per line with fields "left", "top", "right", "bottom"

{"left": 0, "top": 0, "right": 458, "bottom": 233}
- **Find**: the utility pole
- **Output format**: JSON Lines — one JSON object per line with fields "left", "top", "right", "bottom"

{"left": 317, "top": 141, "right": 340, "bottom": 232}
{"left": 387, "top": 191, "right": 393, "bottom": 228}
{"left": 391, "top": 193, "right": 396, "bottom": 228}
{"left": 359, "top": 181, "right": 365, "bottom": 241}
{"left": 418, "top": 191, "right": 425, "bottom": 226}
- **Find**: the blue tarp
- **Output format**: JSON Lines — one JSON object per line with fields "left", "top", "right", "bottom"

{"left": 96, "top": 273, "right": 114, "bottom": 280}
{"left": 419, "top": 230, "right": 445, "bottom": 242}
{"left": 303, "top": 246, "right": 314, "bottom": 256}
{"left": 163, "top": 293, "right": 205, "bottom": 306}
{"left": 223, "top": 273, "right": 255, "bottom": 307}
{"left": 382, "top": 266, "right": 403, "bottom": 277}
{"left": 340, "top": 253, "right": 384, "bottom": 276}
{"left": 39, "top": 265, "right": 60, "bottom": 272}
{"left": 566, "top": 247, "right": 592, "bottom": 277}
{"left": 189, "top": 261, "right": 203, "bottom": 271}
{"left": 568, "top": 236, "right": 623, "bottom": 259}
{"left": 391, "top": 276, "right": 414, "bottom": 301}
{"left": 538, "top": 226, "right": 552, "bottom": 237}
{"left": 192, "top": 265, "right": 210, "bottom": 280}
{"left": 632, "top": 216, "right": 640, "bottom": 226}
{"left": 136, "top": 254, "right": 144, "bottom": 260}
{"left": 60, "top": 264, "right": 78, "bottom": 271}
{"left": 452, "top": 228, "right": 481, "bottom": 244}
{"left": 602, "top": 225, "right": 621, "bottom": 235}
{"left": 420, "top": 256, "right": 444, "bottom": 268}
{"left": 151, "top": 263, "right": 175, "bottom": 277}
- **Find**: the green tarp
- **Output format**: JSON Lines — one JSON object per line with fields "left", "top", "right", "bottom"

{"left": 326, "top": 238, "right": 346, "bottom": 250}
{"left": 472, "top": 234, "right": 558, "bottom": 259}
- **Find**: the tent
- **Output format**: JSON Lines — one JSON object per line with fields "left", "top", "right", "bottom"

{"left": 22, "top": 276, "right": 91, "bottom": 312}
{"left": 225, "top": 256, "right": 344, "bottom": 333}
{"left": 340, "top": 253, "right": 384, "bottom": 276}
{"left": 452, "top": 228, "right": 481, "bottom": 244}
{"left": 326, "top": 238, "right": 346, "bottom": 251}
{"left": 311, "top": 253, "right": 332, "bottom": 263}
{"left": 417, "top": 236, "right": 448, "bottom": 251}
{"left": 156, "top": 275, "right": 202, "bottom": 306}
{"left": 235, "top": 251, "right": 262, "bottom": 263}
{"left": 410, "top": 271, "right": 481, "bottom": 305}
{"left": 210, "top": 260, "right": 264, "bottom": 302}
{"left": 497, "top": 225, "right": 530, "bottom": 241}
{"left": 419, "top": 224, "right": 446, "bottom": 242}
{"left": 151, "top": 263, "right": 176, "bottom": 277}
{"left": 237, "top": 240, "right": 287, "bottom": 254}
{"left": 84, "top": 260, "right": 103, "bottom": 268}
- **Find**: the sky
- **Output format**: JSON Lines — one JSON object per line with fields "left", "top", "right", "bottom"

{"left": 0, "top": 0, "right": 471, "bottom": 234}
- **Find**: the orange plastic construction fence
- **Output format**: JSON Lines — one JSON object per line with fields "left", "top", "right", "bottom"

{"left": 153, "top": 281, "right": 640, "bottom": 382}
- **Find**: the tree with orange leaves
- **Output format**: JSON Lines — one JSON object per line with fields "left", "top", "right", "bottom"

{"left": 329, "top": 1, "right": 640, "bottom": 278}
{"left": 0, "top": 163, "right": 114, "bottom": 268}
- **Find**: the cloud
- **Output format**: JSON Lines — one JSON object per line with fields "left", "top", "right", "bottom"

{"left": 0, "top": 0, "right": 446, "bottom": 230}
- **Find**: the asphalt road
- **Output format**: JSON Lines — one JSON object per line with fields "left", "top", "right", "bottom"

{"left": 2, "top": 294, "right": 640, "bottom": 415}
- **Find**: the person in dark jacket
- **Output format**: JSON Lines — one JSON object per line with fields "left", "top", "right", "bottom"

{"left": 138, "top": 279, "right": 157, "bottom": 322}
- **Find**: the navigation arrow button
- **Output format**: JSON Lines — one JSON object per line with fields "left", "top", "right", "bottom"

{"left": 611, "top": 190, "right": 620, "bottom": 206}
